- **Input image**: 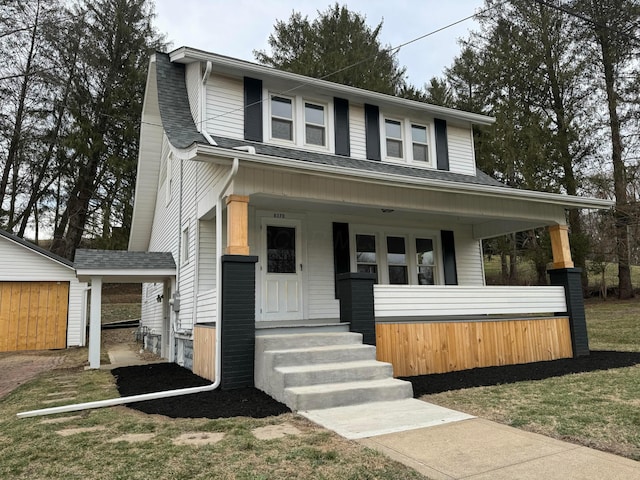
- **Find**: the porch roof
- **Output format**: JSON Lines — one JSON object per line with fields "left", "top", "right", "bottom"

{"left": 75, "top": 249, "right": 176, "bottom": 283}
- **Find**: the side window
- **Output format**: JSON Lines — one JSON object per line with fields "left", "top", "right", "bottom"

{"left": 356, "top": 234, "right": 378, "bottom": 281}
{"left": 416, "top": 238, "right": 435, "bottom": 285}
{"left": 411, "top": 124, "right": 429, "bottom": 163}
{"left": 181, "top": 226, "right": 190, "bottom": 265}
{"left": 387, "top": 236, "right": 408, "bottom": 284}
{"left": 271, "top": 95, "right": 293, "bottom": 141}
{"left": 385, "top": 119, "right": 403, "bottom": 158}
{"left": 304, "top": 102, "right": 326, "bottom": 146}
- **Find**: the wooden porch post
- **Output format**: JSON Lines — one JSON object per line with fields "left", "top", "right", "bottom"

{"left": 225, "top": 195, "right": 250, "bottom": 255}
{"left": 549, "top": 224, "right": 574, "bottom": 269}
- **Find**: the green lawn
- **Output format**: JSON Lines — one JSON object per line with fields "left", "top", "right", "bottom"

{"left": 420, "top": 298, "right": 640, "bottom": 460}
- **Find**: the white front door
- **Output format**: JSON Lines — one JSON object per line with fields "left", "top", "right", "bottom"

{"left": 261, "top": 218, "right": 303, "bottom": 321}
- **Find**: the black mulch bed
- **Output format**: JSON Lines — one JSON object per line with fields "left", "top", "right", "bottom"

{"left": 405, "top": 350, "right": 640, "bottom": 396}
{"left": 112, "top": 363, "right": 290, "bottom": 419}
{"left": 112, "top": 351, "right": 640, "bottom": 418}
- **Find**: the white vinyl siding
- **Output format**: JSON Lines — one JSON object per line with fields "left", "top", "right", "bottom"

{"left": 206, "top": 74, "right": 244, "bottom": 139}
{"left": 141, "top": 282, "right": 165, "bottom": 335}
{"left": 349, "top": 105, "right": 367, "bottom": 159}
{"left": 196, "top": 219, "right": 217, "bottom": 324}
{"left": 0, "top": 238, "right": 87, "bottom": 347}
{"left": 451, "top": 225, "right": 485, "bottom": 286}
{"left": 305, "top": 215, "right": 340, "bottom": 319}
{"left": 447, "top": 125, "right": 477, "bottom": 176}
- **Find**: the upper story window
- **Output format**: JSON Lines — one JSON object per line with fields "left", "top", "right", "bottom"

{"left": 271, "top": 95, "right": 294, "bottom": 141}
{"left": 411, "top": 124, "right": 429, "bottom": 162}
{"left": 305, "top": 102, "right": 326, "bottom": 146}
{"left": 382, "top": 116, "right": 434, "bottom": 166}
{"left": 385, "top": 119, "right": 403, "bottom": 158}
{"left": 266, "top": 91, "right": 332, "bottom": 151}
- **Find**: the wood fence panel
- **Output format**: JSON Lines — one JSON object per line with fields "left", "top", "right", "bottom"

{"left": 193, "top": 325, "right": 216, "bottom": 381}
{"left": 0, "top": 281, "right": 69, "bottom": 352}
{"left": 376, "top": 317, "right": 574, "bottom": 376}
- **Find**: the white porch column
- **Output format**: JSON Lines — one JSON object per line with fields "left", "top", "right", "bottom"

{"left": 88, "top": 276, "right": 103, "bottom": 369}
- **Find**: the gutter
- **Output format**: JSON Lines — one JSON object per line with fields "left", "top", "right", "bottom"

{"left": 189, "top": 144, "right": 614, "bottom": 210}
{"left": 17, "top": 161, "right": 242, "bottom": 421}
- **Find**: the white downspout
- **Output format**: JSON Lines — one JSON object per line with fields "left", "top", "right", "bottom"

{"left": 17, "top": 158, "right": 241, "bottom": 419}
{"left": 200, "top": 60, "right": 217, "bottom": 146}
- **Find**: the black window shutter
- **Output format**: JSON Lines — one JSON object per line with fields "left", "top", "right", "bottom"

{"left": 333, "top": 222, "right": 351, "bottom": 297}
{"left": 244, "top": 77, "right": 262, "bottom": 142}
{"left": 364, "top": 104, "right": 381, "bottom": 161}
{"left": 435, "top": 118, "right": 449, "bottom": 171}
{"left": 441, "top": 230, "right": 458, "bottom": 285}
{"left": 334, "top": 97, "right": 350, "bottom": 157}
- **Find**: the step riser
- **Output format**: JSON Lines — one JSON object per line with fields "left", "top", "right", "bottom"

{"left": 277, "top": 363, "right": 394, "bottom": 389}
{"left": 256, "top": 324, "right": 350, "bottom": 336}
{"left": 264, "top": 345, "right": 377, "bottom": 368}
{"left": 256, "top": 332, "right": 362, "bottom": 351}
{"left": 286, "top": 382, "right": 413, "bottom": 411}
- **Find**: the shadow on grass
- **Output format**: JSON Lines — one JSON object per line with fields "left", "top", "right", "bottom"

{"left": 404, "top": 351, "right": 640, "bottom": 396}
{"left": 112, "top": 363, "right": 290, "bottom": 419}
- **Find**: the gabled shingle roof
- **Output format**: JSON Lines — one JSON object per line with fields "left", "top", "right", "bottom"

{"left": 0, "top": 229, "right": 74, "bottom": 268}
{"left": 74, "top": 249, "right": 175, "bottom": 271}
{"left": 154, "top": 52, "right": 505, "bottom": 189}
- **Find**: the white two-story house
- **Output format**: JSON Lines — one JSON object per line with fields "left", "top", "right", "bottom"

{"left": 127, "top": 47, "right": 611, "bottom": 403}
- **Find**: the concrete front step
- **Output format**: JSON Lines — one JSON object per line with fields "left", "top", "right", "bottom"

{"left": 255, "top": 323, "right": 350, "bottom": 336}
{"left": 275, "top": 360, "right": 394, "bottom": 388}
{"left": 284, "top": 378, "right": 413, "bottom": 411}
{"left": 256, "top": 332, "right": 362, "bottom": 350}
{"left": 263, "top": 344, "right": 377, "bottom": 369}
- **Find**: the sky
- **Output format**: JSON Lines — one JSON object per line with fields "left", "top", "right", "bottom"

{"left": 152, "top": 1, "right": 486, "bottom": 87}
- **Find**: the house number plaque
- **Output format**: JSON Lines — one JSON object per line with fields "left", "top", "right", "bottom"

{"left": 273, "top": 213, "right": 285, "bottom": 218}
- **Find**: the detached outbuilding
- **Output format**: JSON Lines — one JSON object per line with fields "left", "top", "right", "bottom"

{"left": 0, "top": 229, "right": 87, "bottom": 352}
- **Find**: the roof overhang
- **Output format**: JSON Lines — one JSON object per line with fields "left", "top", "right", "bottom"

{"left": 76, "top": 268, "right": 176, "bottom": 283}
{"left": 169, "top": 47, "right": 496, "bottom": 127}
{"left": 185, "top": 143, "right": 615, "bottom": 211}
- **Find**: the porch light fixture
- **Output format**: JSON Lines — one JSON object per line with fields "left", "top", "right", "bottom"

{"left": 381, "top": 209, "right": 394, "bottom": 213}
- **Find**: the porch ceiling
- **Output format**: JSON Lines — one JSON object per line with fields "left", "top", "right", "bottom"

{"left": 249, "top": 194, "right": 555, "bottom": 240}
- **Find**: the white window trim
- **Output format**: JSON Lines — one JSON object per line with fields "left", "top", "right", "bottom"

{"left": 350, "top": 225, "right": 442, "bottom": 285}
{"left": 264, "top": 90, "right": 334, "bottom": 153}
{"left": 269, "top": 94, "right": 295, "bottom": 144}
{"left": 380, "top": 115, "right": 436, "bottom": 168}
{"left": 165, "top": 153, "right": 173, "bottom": 206}
{"left": 303, "top": 100, "right": 328, "bottom": 148}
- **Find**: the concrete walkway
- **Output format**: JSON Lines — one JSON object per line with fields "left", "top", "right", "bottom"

{"left": 301, "top": 401, "right": 640, "bottom": 480}
{"left": 100, "top": 345, "right": 163, "bottom": 370}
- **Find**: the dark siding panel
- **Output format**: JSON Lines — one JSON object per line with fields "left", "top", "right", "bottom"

{"left": 337, "top": 273, "right": 376, "bottom": 345}
{"left": 548, "top": 268, "right": 590, "bottom": 357}
{"left": 334, "top": 97, "right": 350, "bottom": 156}
{"left": 244, "top": 77, "right": 262, "bottom": 142}
{"left": 441, "top": 230, "right": 458, "bottom": 285}
{"left": 220, "top": 255, "right": 258, "bottom": 389}
{"left": 435, "top": 118, "right": 449, "bottom": 171}
{"left": 364, "top": 104, "right": 381, "bottom": 161}
{"left": 333, "top": 222, "right": 350, "bottom": 297}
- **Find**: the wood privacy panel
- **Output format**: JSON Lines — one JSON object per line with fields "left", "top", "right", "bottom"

{"left": 193, "top": 325, "right": 216, "bottom": 381}
{"left": 376, "top": 317, "right": 573, "bottom": 377}
{"left": 0, "top": 281, "right": 69, "bottom": 352}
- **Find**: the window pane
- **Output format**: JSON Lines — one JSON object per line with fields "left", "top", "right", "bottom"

{"left": 271, "top": 96, "right": 292, "bottom": 119}
{"left": 385, "top": 119, "right": 402, "bottom": 139}
{"left": 272, "top": 118, "right": 293, "bottom": 140}
{"left": 416, "top": 238, "right": 434, "bottom": 265}
{"left": 356, "top": 234, "right": 376, "bottom": 253}
{"left": 386, "top": 139, "right": 403, "bottom": 158}
{"left": 387, "top": 236, "right": 406, "bottom": 265}
{"left": 306, "top": 125, "right": 325, "bottom": 146}
{"left": 389, "top": 265, "right": 408, "bottom": 284}
{"left": 413, "top": 144, "right": 428, "bottom": 162}
{"left": 411, "top": 125, "right": 427, "bottom": 143}
{"left": 267, "top": 226, "right": 296, "bottom": 273}
{"left": 418, "top": 266, "right": 434, "bottom": 285}
{"left": 305, "top": 103, "right": 324, "bottom": 125}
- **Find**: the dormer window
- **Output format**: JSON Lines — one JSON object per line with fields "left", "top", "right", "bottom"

{"left": 411, "top": 124, "right": 429, "bottom": 162}
{"left": 382, "top": 116, "right": 434, "bottom": 167}
{"left": 266, "top": 91, "right": 333, "bottom": 151}
{"left": 271, "top": 95, "right": 293, "bottom": 141}
{"left": 305, "top": 102, "right": 326, "bottom": 146}
{"left": 385, "top": 119, "right": 403, "bottom": 158}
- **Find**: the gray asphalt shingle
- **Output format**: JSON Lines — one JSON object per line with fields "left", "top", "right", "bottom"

{"left": 74, "top": 249, "right": 176, "bottom": 271}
